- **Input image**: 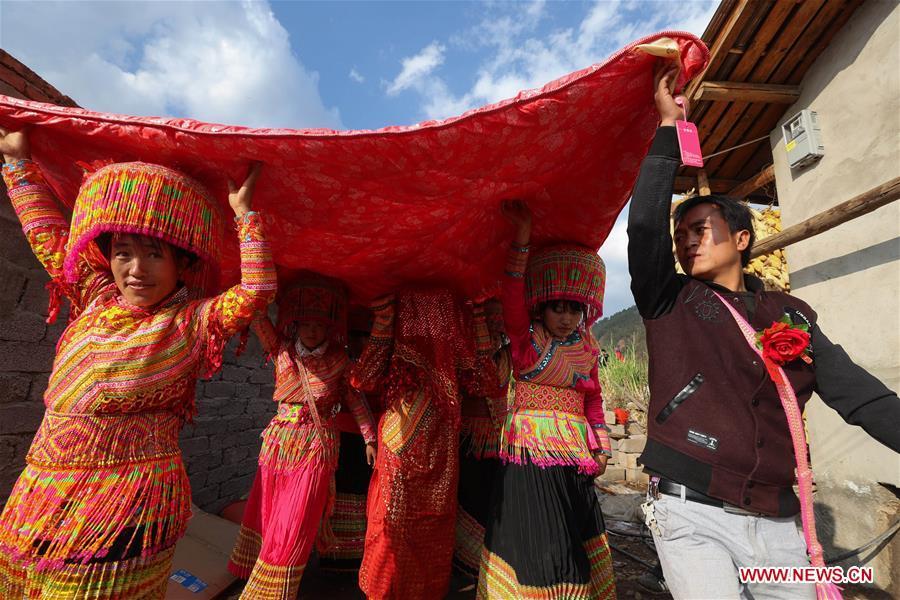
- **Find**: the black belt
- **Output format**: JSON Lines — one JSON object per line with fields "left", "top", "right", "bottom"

{"left": 656, "top": 477, "right": 723, "bottom": 508}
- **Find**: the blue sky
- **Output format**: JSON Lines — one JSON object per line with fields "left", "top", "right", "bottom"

{"left": 0, "top": 0, "right": 717, "bottom": 315}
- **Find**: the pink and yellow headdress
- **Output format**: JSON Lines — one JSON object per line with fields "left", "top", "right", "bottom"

{"left": 276, "top": 271, "right": 349, "bottom": 343}
{"left": 64, "top": 162, "right": 225, "bottom": 295}
{"left": 525, "top": 244, "right": 606, "bottom": 325}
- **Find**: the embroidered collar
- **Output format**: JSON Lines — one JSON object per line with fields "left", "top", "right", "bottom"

{"left": 296, "top": 339, "right": 329, "bottom": 358}
{"left": 114, "top": 285, "right": 190, "bottom": 315}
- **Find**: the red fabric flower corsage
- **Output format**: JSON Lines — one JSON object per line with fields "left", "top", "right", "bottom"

{"left": 756, "top": 317, "right": 812, "bottom": 383}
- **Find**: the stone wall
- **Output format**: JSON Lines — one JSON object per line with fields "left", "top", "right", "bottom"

{"left": 180, "top": 336, "right": 275, "bottom": 515}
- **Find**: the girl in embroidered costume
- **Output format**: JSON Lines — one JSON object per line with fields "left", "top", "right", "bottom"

{"left": 353, "top": 288, "right": 492, "bottom": 600}
{"left": 227, "top": 272, "right": 377, "bottom": 599}
{"left": 0, "top": 128, "right": 276, "bottom": 599}
{"left": 453, "top": 299, "right": 511, "bottom": 585}
{"left": 477, "top": 200, "right": 616, "bottom": 599}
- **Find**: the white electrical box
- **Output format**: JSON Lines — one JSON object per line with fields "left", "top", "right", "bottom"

{"left": 782, "top": 109, "right": 824, "bottom": 169}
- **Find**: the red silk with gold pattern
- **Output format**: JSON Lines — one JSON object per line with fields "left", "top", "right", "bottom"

{"left": 0, "top": 32, "right": 707, "bottom": 300}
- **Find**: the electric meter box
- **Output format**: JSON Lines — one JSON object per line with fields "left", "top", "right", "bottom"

{"left": 782, "top": 109, "right": 824, "bottom": 169}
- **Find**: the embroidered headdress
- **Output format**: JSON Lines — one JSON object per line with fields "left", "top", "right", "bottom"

{"left": 525, "top": 244, "right": 606, "bottom": 324}
{"left": 64, "top": 162, "right": 224, "bottom": 295}
{"left": 276, "top": 271, "right": 349, "bottom": 343}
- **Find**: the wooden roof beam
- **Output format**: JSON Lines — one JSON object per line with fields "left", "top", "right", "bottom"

{"left": 696, "top": 82, "right": 801, "bottom": 104}
{"left": 729, "top": 164, "right": 776, "bottom": 198}
{"left": 686, "top": 0, "right": 762, "bottom": 101}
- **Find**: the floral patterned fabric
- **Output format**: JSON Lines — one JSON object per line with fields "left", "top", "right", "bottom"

{"left": 0, "top": 33, "right": 707, "bottom": 299}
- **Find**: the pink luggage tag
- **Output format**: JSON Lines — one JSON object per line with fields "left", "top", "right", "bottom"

{"left": 674, "top": 97, "right": 703, "bottom": 167}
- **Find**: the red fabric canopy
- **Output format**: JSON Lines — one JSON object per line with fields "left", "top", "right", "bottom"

{"left": 0, "top": 32, "right": 707, "bottom": 302}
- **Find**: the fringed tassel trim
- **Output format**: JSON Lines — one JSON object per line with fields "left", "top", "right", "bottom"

{"left": 258, "top": 419, "right": 339, "bottom": 471}
{"left": 498, "top": 409, "right": 598, "bottom": 475}
{"left": 0, "top": 457, "right": 190, "bottom": 569}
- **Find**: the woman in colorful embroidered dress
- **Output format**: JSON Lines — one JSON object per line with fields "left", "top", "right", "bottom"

{"left": 0, "top": 127, "right": 276, "bottom": 599}
{"left": 228, "top": 272, "right": 377, "bottom": 599}
{"left": 353, "top": 289, "right": 488, "bottom": 600}
{"left": 477, "top": 200, "right": 616, "bottom": 599}
{"left": 453, "top": 299, "right": 510, "bottom": 584}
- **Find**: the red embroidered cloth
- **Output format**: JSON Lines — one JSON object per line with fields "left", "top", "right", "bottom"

{"left": 0, "top": 32, "right": 707, "bottom": 300}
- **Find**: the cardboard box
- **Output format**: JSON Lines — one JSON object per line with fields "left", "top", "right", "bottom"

{"left": 166, "top": 505, "right": 241, "bottom": 599}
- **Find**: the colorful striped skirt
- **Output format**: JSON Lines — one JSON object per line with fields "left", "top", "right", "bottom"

{"left": 318, "top": 432, "right": 372, "bottom": 571}
{"left": 0, "top": 410, "right": 189, "bottom": 599}
{"left": 477, "top": 462, "right": 616, "bottom": 599}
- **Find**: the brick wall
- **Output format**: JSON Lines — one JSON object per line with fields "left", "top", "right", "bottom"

{"left": 0, "top": 49, "right": 275, "bottom": 513}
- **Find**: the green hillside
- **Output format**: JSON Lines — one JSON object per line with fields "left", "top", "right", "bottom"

{"left": 590, "top": 305, "right": 646, "bottom": 358}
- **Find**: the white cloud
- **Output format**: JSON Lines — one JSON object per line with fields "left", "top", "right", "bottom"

{"left": 0, "top": 0, "right": 342, "bottom": 129}
{"left": 385, "top": 41, "right": 446, "bottom": 96}
{"left": 392, "top": 0, "right": 717, "bottom": 121}
{"left": 349, "top": 67, "right": 365, "bottom": 83}
{"left": 599, "top": 209, "right": 634, "bottom": 316}
{"left": 383, "top": 1, "right": 717, "bottom": 312}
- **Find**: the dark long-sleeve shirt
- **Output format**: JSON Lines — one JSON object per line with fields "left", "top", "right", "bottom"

{"left": 628, "top": 126, "right": 900, "bottom": 454}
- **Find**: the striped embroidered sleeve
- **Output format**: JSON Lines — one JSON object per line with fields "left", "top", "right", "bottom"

{"left": 196, "top": 211, "right": 276, "bottom": 376}
{"left": 350, "top": 296, "right": 395, "bottom": 392}
{"left": 2, "top": 159, "right": 112, "bottom": 319}
{"left": 345, "top": 386, "right": 377, "bottom": 444}
{"left": 584, "top": 366, "right": 612, "bottom": 457}
{"left": 251, "top": 314, "right": 281, "bottom": 357}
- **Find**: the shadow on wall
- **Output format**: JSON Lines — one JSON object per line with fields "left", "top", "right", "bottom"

{"left": 791, "top": 236, "right": 900, "bottom": 289}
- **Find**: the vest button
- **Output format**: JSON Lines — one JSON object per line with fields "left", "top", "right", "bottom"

{"left": 757, "top": 438, "right": 764, "bottom": 448}
{"left": 743, "top": 497, "right": 751, "bottom": 505}
{"left": 752, "top": 398, "right": 759, "bottom": 407}
{"left": 747, "top": 481, "right": 755, "bottom": 488}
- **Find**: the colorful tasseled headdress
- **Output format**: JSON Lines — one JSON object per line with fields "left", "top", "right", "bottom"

{"left": 525, "top": 244, "right": 606, "bottom": 325}
{"left": 276, "top": 271, "right": 349, "bottom": 343}
{"left": 64, "top": 162, "right": 224, "bottom": 295}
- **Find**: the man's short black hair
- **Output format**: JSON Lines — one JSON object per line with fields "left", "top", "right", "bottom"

{"left": 673, "top": 194, "right": 756, "bottom": 267}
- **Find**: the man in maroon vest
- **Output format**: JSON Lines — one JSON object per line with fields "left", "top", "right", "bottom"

{"left": 627, "top": 66, "right": 900, "bottom": 599}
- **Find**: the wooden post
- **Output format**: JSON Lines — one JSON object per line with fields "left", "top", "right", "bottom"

{"left": 729, "top": 164, "right": 776, "bottom": 199}
{"left": 697, "top": 169, "right": 711, "bottom": 196}
{"left": 750, "top": 176, "right": 900, "bottom": 258}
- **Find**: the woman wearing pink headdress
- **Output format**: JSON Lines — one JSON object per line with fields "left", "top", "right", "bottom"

{"left": 0, "top": 127, "right": 276, "bottom": 598}
{"left": 477, "top": 200, "right": 616, "bottom": 599}
{"left": 228, "top": 272, "right": 377, "bottom": 599}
